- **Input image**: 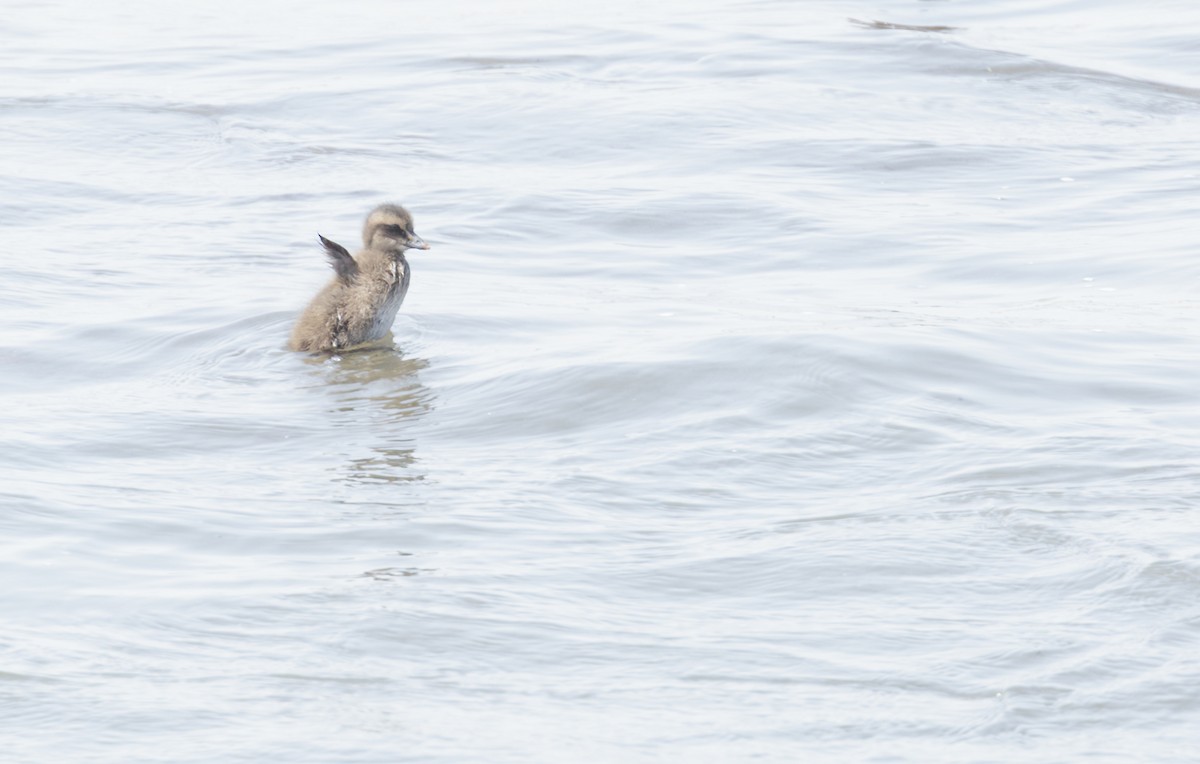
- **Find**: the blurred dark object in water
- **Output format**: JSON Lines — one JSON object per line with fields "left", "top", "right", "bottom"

{"left": 849, "top": 18, "right": 959, "bottom": 33}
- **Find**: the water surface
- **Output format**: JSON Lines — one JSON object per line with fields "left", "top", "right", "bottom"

{"left": 3, "top": 1, "right": 1200, "bottom": 761}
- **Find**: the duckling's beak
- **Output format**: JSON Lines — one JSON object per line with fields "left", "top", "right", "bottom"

{"left": 407, "top": 234, "right": 431, "bottom": 251}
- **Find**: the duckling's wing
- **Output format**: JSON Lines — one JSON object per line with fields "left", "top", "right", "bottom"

{"left": 318, "top": 234, "right": 358, "bottom": 282}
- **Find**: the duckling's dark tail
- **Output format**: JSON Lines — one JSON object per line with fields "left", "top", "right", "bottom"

{"left": 318, "top": 234, "right": 358, "bottom": 282}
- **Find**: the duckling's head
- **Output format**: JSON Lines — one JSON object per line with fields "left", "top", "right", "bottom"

{"left": 363, "top": 203, "right": 430, "bottom": 254}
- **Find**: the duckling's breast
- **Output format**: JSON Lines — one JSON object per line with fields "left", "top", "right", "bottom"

{"left": 366, "top": 260, "right": 410, "bottom": 339}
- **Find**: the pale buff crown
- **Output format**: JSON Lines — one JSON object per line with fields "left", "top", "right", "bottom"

{"left": 362, "top": 203, "right": 426, "bottom": 252}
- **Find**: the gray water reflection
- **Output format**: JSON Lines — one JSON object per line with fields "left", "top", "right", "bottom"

{"left": 302, "top": 345, "right": 432, "bottom": 486}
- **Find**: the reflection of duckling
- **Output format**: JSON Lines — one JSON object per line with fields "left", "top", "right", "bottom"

{"left": 289, "top": 204, "right": 431, "bottom": 352}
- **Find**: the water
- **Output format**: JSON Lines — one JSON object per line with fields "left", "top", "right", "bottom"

{"left": 4, "top": 0, "right": 1200, "bottom": 761}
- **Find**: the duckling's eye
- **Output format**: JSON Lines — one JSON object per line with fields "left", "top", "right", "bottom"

{"left": 381, "top": 224, "right": 408, "bottom": 237}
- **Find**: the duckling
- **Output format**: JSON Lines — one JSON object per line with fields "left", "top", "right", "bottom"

{"left": 288, "top": 203, "right": 431, "bottom": 353}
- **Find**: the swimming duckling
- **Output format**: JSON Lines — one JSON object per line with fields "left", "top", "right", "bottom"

{"left": 288, "top": 203, "right": 431, "bottom": 352}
